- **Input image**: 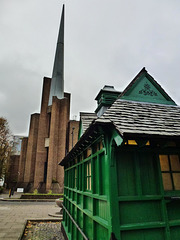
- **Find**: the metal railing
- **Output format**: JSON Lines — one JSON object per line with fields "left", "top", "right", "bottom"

{"left": 62, "top": 203, "right": 89, "bottom": 240}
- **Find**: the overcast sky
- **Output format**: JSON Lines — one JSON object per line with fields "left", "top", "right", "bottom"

{"left": 1, "top": 0, "right": 180, "bottom": 136}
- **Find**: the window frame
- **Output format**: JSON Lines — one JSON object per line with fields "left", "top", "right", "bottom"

{"left": 159, "top": 154, "right": 180, "bottom": 191}
{"left": 85, "top": 160, "right": 92, "bottom": 191}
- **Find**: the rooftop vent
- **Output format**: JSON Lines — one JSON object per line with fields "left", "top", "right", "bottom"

{"left": 95, "top": 85, "right": 121, "bottom": 117}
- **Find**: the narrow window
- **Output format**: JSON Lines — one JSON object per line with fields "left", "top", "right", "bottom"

{"left": 86, "top": 161, "right": 91, "bottom": 191}
{"left": 159, "top": 154, "right": 180, "bottom": 191}
{"left": 87, "top": 147, "right": 92, "bottom": 158}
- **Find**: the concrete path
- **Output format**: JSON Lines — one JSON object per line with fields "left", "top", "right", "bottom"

{"left": 0, "top": 193, "right": 63, "bottom": 240}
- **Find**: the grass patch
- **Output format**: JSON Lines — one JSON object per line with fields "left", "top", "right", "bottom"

{"left": 20, "top": 194, "right": 63, "bottom": 199}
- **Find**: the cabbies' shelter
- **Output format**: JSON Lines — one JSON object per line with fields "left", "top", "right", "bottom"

{"left": 60, "top": 68, "right": 180, "bottom": 240}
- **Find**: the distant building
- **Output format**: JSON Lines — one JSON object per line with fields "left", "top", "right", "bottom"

{"left": 60, "top": 68, "right": 180, "bottom": 240}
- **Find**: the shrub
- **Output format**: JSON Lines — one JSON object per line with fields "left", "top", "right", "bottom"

{"left": 47, "top": 190, "right": 52, "bottom": 195}
{"left": 33, "top": 189, "right": 38, "bottom": 195}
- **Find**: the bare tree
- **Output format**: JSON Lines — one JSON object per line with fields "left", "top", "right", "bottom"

{"left": 0, "top": 117, "right": 11, "bottom": 179}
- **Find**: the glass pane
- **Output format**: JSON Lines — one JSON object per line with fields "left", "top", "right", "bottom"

{"left": 89, "top": 176, "right": 91, "bottom": 190}
{"left": 86, "top": 177, "right": 88, "bottom": 189}
{"left": 162, "top": 173, "right": 172, "bottom": 190}
{"left": 87, "top": 163, "right": 88, "bottom": 176}
{"left": 173, "top": 173, "right": 180, "bottom": 190}
{"left": 128, "top": 140, "right": 137, "bottom": 145}
{"left": 87, "top": 148, "right": 92, "bottom": 157}
{"left": 89, "top": 162, "right": 91, "bottom": 175}
{"left": 159, "top": 155, "right": 169, "bottom": 171}
{"left": 170, "top": 155, "right": 180, "bottom": 171}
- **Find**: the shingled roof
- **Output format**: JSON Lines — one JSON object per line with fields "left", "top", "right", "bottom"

{"left": 80, "top": 112, "right": 97, "bottom": 134}
{"left": 60, "top": 99, "right": 180, "bottom": 166}
{"left": 101, "top": 99, "right": 180, "bottom": 138}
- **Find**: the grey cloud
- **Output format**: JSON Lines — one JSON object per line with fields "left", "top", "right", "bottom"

{"left": 1, "top": 0, "right": 180, "bottom": 135}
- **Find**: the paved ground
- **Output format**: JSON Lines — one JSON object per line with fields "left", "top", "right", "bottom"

{"left": 0, "top": 193, "right": 64, "bottom": 240}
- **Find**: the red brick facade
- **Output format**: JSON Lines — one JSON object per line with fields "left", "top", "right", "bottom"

{"left": 16, "top": 78, "right": 78, "bottom": 193}
{"left": 18, "top": 137, "right": 28, "bottom": 182}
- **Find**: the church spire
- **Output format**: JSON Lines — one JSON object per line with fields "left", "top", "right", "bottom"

{"left": 48, "top": 5, "right": 64, "bottom": 106}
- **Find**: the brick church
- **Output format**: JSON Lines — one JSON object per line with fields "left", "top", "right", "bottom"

{"left": 8, "top": 5, "right": 79, "bottom": 193}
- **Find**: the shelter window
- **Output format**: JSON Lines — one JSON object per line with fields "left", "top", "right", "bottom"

{"left": 127, "top": 140, "right": 137, "bottom": 145}
{"left": 97, "top": 140, "right": 103, "bottom": 151}
{"left": 159, "top": 155, "right": 180, "bottom": 191}
{"left": 74, "top": 168, "right": 77, "bottom": 188}
{"left": 87, "top": 147, "right": 92, "bottom": 158}
{"left": 86, "top": 160, "right": 91, "bottom": 191}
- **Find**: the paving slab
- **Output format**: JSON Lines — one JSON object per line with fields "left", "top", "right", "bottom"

{"left": 0, "top": 200, "right": 63, "bottom": 240}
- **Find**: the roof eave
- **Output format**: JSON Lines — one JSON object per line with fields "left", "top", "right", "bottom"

{"left": 59, "top": 119, "right": 114, "bottom": 166}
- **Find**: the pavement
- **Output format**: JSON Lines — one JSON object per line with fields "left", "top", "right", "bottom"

{"left": 0, "top": 192, "right": 64, "bottom": 240}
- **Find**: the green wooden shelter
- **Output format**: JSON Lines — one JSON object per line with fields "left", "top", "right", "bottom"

{"left": 60, "top": 68, "right": 180, "bottom": 240}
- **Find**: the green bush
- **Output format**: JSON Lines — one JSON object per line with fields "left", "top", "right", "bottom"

{"left": 33, "top": 189, "right": 38, "bottom": 195}
{"left": 47, "top": 190, "right": 52, "bottom": 195}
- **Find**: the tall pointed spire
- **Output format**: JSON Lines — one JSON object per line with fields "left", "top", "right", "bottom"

{"left": 48, "top": 5, "right": 65, "bottom": 106}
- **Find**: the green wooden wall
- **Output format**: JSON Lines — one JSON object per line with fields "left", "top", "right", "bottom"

{"left": 62, "top": 137, "right": 112, "bottom": 240}
{"left": 111, "top": 144, "right": 180, "bottom": 240}
{"left": 62, "top": 132, "right": 180, "bottom": 240}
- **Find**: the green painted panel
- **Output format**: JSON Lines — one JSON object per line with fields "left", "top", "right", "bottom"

{"left": 99, "top": 152, "right": 107, "bottom": 195}
{"left": 71, "top": 205, "right": 77, "bottom": 240}
{"left": 119, "top": 201, "right": 162, "bottom": 225}
{"left": 121, "top": 228, "right": 165, "bottom": 240}
{"left": 121, "top": 75, "right": 175, "bottom": 105}
{"left": 117, "top": 152, "right": 137, "bottom": 196}
{"left": 84, "top": 215, "right": 93, "bottom": 240}
{"left": 69, "top": 190, "right": 73, "bottom": 199}
{"left": 93, "top": 157, "right": 99, "bottom": 194}
{"left": 71, "top": 223, "right": 77, "bottom": 240}
{"left": 94, "top": 222, "right": 109, "bottom": 240}
{"left": 94, "top": 199, "right": 109, "bottom": 220}
{"left": 170, "top": 226, "right": 180, "bottom": 240}
{"left": 78, "top": 165, "right": 82, "bottom": 191}
{"left": 77, "top": 208, "right": 83, "bottom": 229}
{"left": 84, "top": 196, "right": 93, "bottom": 212}
{"left": 74, "top": 205, "right": 77, "bottom": 221}
{"left": 77, "top": 230, "right": 83, "bottom": 240}
{"left": 77, "top": 193, "right": 83, "bottom": 207}
{"left": 167, "top": 201, "right": 180, "bottom": 221}
{"left": 139, "top": 153, "right": 160, "bottom": 195}
{"left": 72, "top": 191, "right": 77, "bottom": 201}
{"left": 68, "top": 203, "right": 73, "bottom": 233}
